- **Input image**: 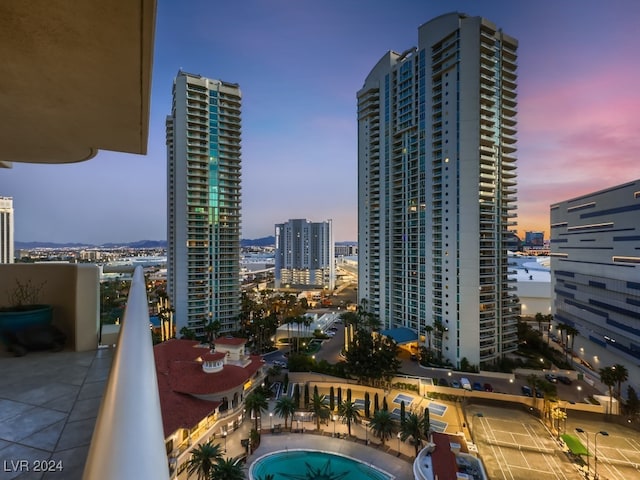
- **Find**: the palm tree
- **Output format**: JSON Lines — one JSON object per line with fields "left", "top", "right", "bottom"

{"left": 424, "top": 325, "right": 433, "bottom": 352}
{"left": 211, "top": 457, "right": 245, "bottom": 480}
{"left": 337, "top": 400, "right": 362, "bottom": 437}
{"left": 536, "top": 379, "right": 558, "bottom": 422}
{"left": 612, "top": 364, "right": 629, "bottom": 399}
{"left": 544, "top": 314, "right": 553, "bottom": 345}
{"left": 308, "top": 392, "right": 331, "bottom": 430}
{"left": 564, "top": 325, "right": 579, "bottom": 363}
{"left": 556, "top": 322, "right": 567, "bottom": 349}
{"left": 186, "top": 441, "right": 223, "bottom": 480}
{"left": 400, "top": 412, "right": 429, "bottom": 457}
{"left": 244, "top": 391, "right": 268, "bottom": 431}
{"left": 274, "top": 396, "right": 296, "bottom": 430}
{"left": 369, "top": 409, "right": 395, "bottom": 447}
{"left": 600, "top": 366, "right": 617, "bottom": 415}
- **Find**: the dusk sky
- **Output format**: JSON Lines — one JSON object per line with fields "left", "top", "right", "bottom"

{"left": 2, "top": 0, "right": 639, "bottom": 244}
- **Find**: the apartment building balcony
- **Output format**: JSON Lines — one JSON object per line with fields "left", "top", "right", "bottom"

{"left": 1, "top": 2, "right": 158, "bottom": 477}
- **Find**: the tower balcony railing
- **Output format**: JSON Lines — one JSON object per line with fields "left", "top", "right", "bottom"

{"left": 83, "top": 266, "right": 170, "bottom": 480}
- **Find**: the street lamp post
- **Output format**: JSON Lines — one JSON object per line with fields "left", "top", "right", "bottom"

{"left": 223, "top": 431, "right": 227, "bottom": 453}
{"left": 397, "top": 432, "right": 401, "bottom": 457}
{"left": 575, "top": 428, "right": 589, "bottom": 478}
{"left": 365, "top": 421, "right": 369, "bottom": 445}
{"left": 333, "top": 415, "right": 337, "bottom": 437}
{"left": 594, "top": 430, "right": 609, "bottom": 480}
{"left": 270, "top": 412, "right": 273, "bottom": 429}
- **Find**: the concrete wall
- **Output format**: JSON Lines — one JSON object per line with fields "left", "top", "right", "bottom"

{"left": 0, "top": 263, "right": 100, "bottom": 351}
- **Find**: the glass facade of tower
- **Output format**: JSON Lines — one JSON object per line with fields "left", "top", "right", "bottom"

{"left": 167, "top": 71, "right": 241, "bottom": 336}
{"left": 357, "top": 13, "right": 519, "bottom": 367}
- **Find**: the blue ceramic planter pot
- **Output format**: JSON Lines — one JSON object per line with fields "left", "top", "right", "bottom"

{"left": 0, "top": 305, "right": 53, "bottom": 339}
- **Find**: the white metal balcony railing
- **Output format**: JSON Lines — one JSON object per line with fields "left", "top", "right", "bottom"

{"left": 83, "top": 266, "right": 170, "bottom": 480}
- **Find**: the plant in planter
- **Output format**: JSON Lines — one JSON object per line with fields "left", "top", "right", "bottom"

{"left": 0, "top": 279, "right": 64, "bottom": 356}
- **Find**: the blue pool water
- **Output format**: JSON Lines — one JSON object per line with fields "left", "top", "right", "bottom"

{"left": 249, "top": 449, "right": 394, "bottom": 480}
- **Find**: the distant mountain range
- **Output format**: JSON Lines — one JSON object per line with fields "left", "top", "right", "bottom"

{"left": 15, "top": 236, "right": 356, "bottom": 249}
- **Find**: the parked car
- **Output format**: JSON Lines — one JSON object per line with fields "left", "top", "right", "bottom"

{"left": 473, "top": 382, "right": 483, "bottom": 391}
{"left": 521, "top": 385, "right": 532, "bottom": 396}
{"left": 273, "top": 360, "right": 287, "bottom": 368}
{"left": 545, "top": 373, "right": 558, "bottom": 383}
{"left": 460, "top": 377, "right": 472, "bottom": 391}
{"left": 451, "top": 380, "right": 461, "bottom": 389}
{"left": 483, "top": 383, "right": 493, "bottom": 392}
{"left": 535, "top": 388, "right": 544, "bottom": 398}
{"left": 558, "top": 375, "right": 573, "bottom": 385}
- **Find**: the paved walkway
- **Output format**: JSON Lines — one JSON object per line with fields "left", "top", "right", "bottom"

{"left": 179, "top": 398, "right": 417, "bottom": 479}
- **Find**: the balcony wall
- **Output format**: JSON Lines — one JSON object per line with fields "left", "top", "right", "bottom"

{"left": 0, "top": 263, "right": 100, "bottom": 351}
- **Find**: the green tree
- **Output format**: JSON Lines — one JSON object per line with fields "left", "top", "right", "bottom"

{"left": 204, "top": 319, "right": 221, "bottom": 344}
{"left": 400, "top": 412, "right": 429, "bottom": 457}
{"left": 185, "top": 441, "right": 223, "bottom": 480}
{"left": 308, "top": 392, "right": 331, "bottom": 430}
{"left": 600, "top": 366, "right": 617, "bottom": 414}
{"left": 424, "top": 325, "right": 434, "bottom": 353}
{"left": 400, "top": 401, "right": 406, "bottom": 423}
{"left": 329, "top": 386, "right": 335, "bottom": 411}
{"left": 344, "top": 329, "right": 400, "bottom": 386}
{"left": 369, "top": 409, "right": 395, "bottom": 447}
{"left": 564, "top": 325, "right": 579, "bottom": 363}
{"left": 244, "top": 391, "right": 268, "bottom": 431}
{"left": 612, "top": 364, "right": 629, "bottom": 399}
{"left": 180, "top": 326, "right": 197, "bottom": 340}
{"left": 211, "top": 457, "right": 244, "bottom": 480}
{"left": 274, "top": 396, "right": 296, "bottom": 430}
{"left": 304, "top": 383, "right": 310, "bottom": 407}
{"left": 294, "top": 384, "right": 301, "bottom": 408}
{"left": 337, "top": 400, "right": 361, "bottom": 437}
{"left": 364, "top": 391, "right": 371, "bottom": 418}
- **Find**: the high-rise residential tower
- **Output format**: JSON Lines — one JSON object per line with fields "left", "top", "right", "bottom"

{"left": 0, "top": 196, "right": 14, "bottom": 264}
{"left": 357, "top": 12, "right": 519, "bottom": 367}
{"left": 166, "top": 71, "right": 242, "bottom": 336}
{"left": 274, "top": 219, "right": 335, "bottom": 290}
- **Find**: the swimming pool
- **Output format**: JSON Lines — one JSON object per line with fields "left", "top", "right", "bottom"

{"left": 249, "top": 449, "right": 394, "bottom": 480}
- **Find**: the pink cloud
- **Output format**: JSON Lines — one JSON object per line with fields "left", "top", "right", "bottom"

{"left": 516, "top": 63, "right": 640, "bottom": 237}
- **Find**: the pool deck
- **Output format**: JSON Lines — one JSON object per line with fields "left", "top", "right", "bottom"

{"left": 250, "top": 434, "right": 414, "bottom": 479}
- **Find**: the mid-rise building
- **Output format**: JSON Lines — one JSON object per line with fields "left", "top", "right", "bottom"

{"left": 335, "top": 243, "right": 358, "bottom": 257}
{"left": 357, "top": 12, "right": 519, "bottom": 367}
{"left": 0, "top": 196, "right": 14, "bottom": 264}
{"left": 166, "top": 71, "right": 242, "bottom": 336}
{"left": 274, "top": 219, "right": 335, "bottom": 290}
{"left": 524, "top": 231, "right": 544, "bottom": 248}
{"left": 550, "top": 179, "right": 640, "bottom": 370}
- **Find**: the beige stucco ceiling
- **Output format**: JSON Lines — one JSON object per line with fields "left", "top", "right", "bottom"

{"left": 0, "top": 0, "right": 156, "bottom": 166}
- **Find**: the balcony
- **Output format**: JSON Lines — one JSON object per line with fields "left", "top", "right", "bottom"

{"left": 0, "top": 265, "right": 169, "bottom": 479}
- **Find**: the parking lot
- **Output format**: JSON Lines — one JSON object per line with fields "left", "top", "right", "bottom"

{"left": 466, "top": 404, "right": 640, "bottom": 480}
{"left": 467, "top": 404, "right": 583, "bottom": 480}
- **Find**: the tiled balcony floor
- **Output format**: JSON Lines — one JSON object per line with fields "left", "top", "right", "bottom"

{"left": 0, "top": 347, "right": 113, "bottom": 480}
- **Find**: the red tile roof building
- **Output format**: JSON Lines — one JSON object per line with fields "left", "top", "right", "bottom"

{"left": 154, "top": 338, "right": 265, "bottom": 441}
